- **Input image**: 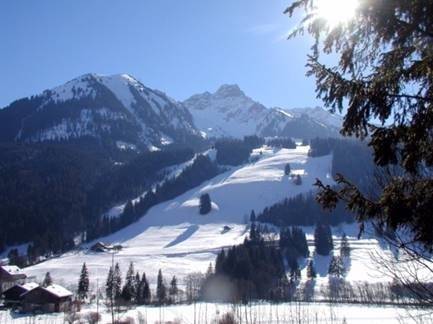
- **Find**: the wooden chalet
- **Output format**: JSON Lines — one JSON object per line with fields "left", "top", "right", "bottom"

{"left": 21, "top": 284, "right": 73, "bottom": 313}
{"left": 2, "top": 282, "right": 38, "bottom": 307}
{"left": 0, "top": 265, "right": 27, "bottom": 295}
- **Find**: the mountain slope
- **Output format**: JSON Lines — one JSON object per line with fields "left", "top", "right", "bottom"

{"left": 25, "top": 145, "right": 340, "bottom": 285}
{"left": 183, "top": 84, "right": 342, "bottom": 139}
{"left": 0, "top": 73, "right": 201, "bottom": 150}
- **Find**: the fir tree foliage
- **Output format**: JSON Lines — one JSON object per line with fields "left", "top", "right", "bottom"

{"left": 121, "top": 262, "right": 137, "bottom": 302}
{"left": 284, "top": 163, "right": 291, "bottom": 176}
{"left": 113, "top": 263, "right": 122, "bottom": 301}
{"left": 340, "top": 233, "right": 350, "bottom": 258}
{"left": 257, "top": 192, "right": 354, "bottom": 227}
{"left": 314, "top": 223, "right": 334, "bottom": 256}
{"left": 156, "top": 269, "right": 166, "bottom": 304}
{"left": 199, "top": 193, "right": 212, "bottom": 215}
{"left": 42, "top": 272, "right": 53, "bottom": 287}
{"left": 328, "top": 256, "right": 346, "bottom": 278}
{"left": 137, "top": 272, "right": 151, "bottom": 305}
{"left": 169, "top": 276, "right": 178, "bottom": 302}
{"left": 287, "top": 0, "right": 433, "bottom": 248}
{"left": 78, "top": 262, "right": 90, "bottom": 300}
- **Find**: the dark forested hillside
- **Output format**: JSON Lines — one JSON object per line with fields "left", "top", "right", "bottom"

{"left": 214, "top": 136, "right": 264, "bottom": 166}
{"left": 91, "top": 154, "right": 222, "bottom": 239}
{"left": 0, "top": 142, "right": 195, "bottom": 257}
{"left": 257, "top": 192, "right": 354, "bottom": 227}
{"left": 309, "top": 138, "right": 375, "bottom": 188}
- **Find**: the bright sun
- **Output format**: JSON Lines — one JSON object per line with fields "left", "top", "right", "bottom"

{"left": 315, "top": 0, "right": 360, "bottom": 27}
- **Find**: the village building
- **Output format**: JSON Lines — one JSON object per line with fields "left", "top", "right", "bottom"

{"left": 2, "top": 282, "right": 39, "bottom": 308}
{"left": 21, "top": 284, "right": 73, "bottom": 313}
{"left": 0, "top": 265, "right": 27, "bottom": 295}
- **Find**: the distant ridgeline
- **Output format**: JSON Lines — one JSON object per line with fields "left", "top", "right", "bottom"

{"left": 258, "top": 138, "right": 375, "bottom": 227}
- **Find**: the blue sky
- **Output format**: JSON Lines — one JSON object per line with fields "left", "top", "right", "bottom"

{"left": 0, "top": 0, "right": 320, "bottom": 108}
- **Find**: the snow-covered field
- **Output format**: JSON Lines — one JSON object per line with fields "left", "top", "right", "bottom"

{"left": 23, "top": 145, "right": 393, "bottom": 290}
{"left": 1, "top": 302, "right": 430, "bottom": 324}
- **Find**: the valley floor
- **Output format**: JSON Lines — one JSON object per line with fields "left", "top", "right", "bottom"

{"left": 1, "top": 302, "right": 432, "bottom": 324}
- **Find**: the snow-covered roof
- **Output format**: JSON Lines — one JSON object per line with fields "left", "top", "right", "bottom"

{"left": 43, "top": 284, "right": 73, "bottom": 298}
{"left": 21, "top": 282, "right": 39, "bottom": 291}
{"left": 1, "top": 265, "right": 25, "bottom": 276}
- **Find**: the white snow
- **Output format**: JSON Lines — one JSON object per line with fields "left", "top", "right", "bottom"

{"left": 184, "top": 85, "right": 342, "bottom": 138}
{"left": 23, "top": 145, "right": 404, "bottom": 296}
{"left": 21, "top": 282, "right": 39, "bottom": 291}
{"left": 43, "top": 284, "right": 73, "bottom": 298}
{"left": 0, "top": 265, "right": 25, "bottom": 276}
{"left": 0, "top": 302, "right": 429, "bottom": 323}
{"left": 24, "top": 145, "right": 337, "bottom": 287}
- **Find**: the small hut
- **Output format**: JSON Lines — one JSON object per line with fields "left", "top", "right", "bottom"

{"left": 2, "top": 282, "right": 38, "bottom": 307}
{"left": 21, "top": 284, "right": 73, "bottom": 313}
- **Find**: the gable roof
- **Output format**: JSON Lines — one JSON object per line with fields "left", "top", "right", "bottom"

{"left": 43, "top": 284, "right": 73, "bottom": 298}
{"left": 1, "top": 265, "right": 24, "bottom": 276}
{"left": 0, "top": 265, "right": 27, "bottom": 280}
{"left": 21, "top": 282, "right": 39, "bottom": 291}
{"left": 2, "top": 282, "right": 39, "bottom": 299}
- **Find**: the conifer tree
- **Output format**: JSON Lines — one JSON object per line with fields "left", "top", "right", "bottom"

{"left": 42, "top": 272, "right": 53, "bottom": 287}
{"left": 134, "top": 272, "right": 140, "bottom": 301}
{"left": 249, "top": 221, "right": 258, "bottom": 242}
{"left": 121, "top": 262, "right": 136, "bottom": 302}
{"left": 156, "top": 269, "right": 166, "bottom": 304}
{"left": 169, "top": 276, "right": 178, "bottom": 303}
{"left": 314, "top": 224, "right": 334, "bottom": 256}
{"left": 199, "top": 193, "right": 212, "bottom": 215}
{"left": 106, "top": 266, "right": 114, "bottom": 300}
{"left": 340, "top": 233, "right": 350, "bottom": 258}
{"left": 113, "top": 263, "right": 122, "bottom": 301}
{"left": 284, "top": 163, "right": 291, "bottom": 175}
{"left": 250, "top": 210, "right": 256, "bottom": 223}
{"left": 328, "top": 256, "right": 345, "bottom": 278}
{"left": 137, "top": 272, "right": 151, "bottom": 305}
{"left": 77, "top": 262, "right": 90, "bottom": 300}
{"left": 306, "top": 259, "right": 317, "bottom": 279}
{"left": 287, "top": 0, "right": 433, "bottom": 251}
{"left": 205, "top": 262, "right": 214, "bottom": 279}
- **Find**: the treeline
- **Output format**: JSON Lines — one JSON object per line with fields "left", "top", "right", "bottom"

{"left": 214, "top": 136, "right": 264, "bottom": 166}
{"left": 88, "top": 154, "right": 220, "bottom": 239}
{"left": 266, "top": 137, "right": 296, "bottom": 149}
{"left": 257, "top": 192, "right": 354, "bottom": 227}
{"left": 0, "top": 142, "right": 195, "bottom": 259}
{"left": 68, "top": 227, "right": 429, "bottom": 308}
{"left": 309, "top": 138, "right": 375, "bottom": 188}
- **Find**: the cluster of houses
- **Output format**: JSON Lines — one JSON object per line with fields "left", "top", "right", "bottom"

{"left": 0, "top": 264, "right": 73, "bottom": 313}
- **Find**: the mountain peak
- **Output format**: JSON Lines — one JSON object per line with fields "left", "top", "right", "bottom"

{"left": 215, "top": 84, "right": 244, "bottom": 97}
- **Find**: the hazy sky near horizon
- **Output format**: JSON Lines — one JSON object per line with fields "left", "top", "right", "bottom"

{"left": 0, "top": 0, "right": 321, "bottom": 109}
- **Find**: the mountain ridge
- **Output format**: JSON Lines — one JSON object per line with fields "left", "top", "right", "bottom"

{"left": 184, "top": 83, "right": 343, "bottom": 139}
{"left": 0, "top": 74, "right": 343, "bottom": 150}
{"left": 0, "top": 73, "right": 201, "bottom": 151}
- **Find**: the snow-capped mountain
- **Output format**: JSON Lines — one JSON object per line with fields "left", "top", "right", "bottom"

{"left": 0, "top": 73, "right": 200, "bottom": 150}
{"left": 183, "top": 84, "right": 342, "bottom": 139}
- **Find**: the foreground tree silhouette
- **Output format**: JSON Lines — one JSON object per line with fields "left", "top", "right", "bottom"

{"left": 287, "top": 0, "right": 433, "bottom": 303}
{"left": 286, "top": 2, "right": 433, "bottom": 248}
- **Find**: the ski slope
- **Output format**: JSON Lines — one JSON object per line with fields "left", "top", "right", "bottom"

{"left": 24, "top": 145, "right": 390, "bottom": 290}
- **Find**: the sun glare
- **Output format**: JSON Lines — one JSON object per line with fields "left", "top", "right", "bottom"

{"left": 315, "top": 0, "right": 359, "bottom": 27}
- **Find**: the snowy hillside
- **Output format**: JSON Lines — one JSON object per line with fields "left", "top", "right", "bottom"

{"left": 0, "top": 73, "right": 200, "bottom": 149}
{"left": 183, "top": 84, "right": 342, "bottom": 139}
{"left": 24, "top": 145, "right": 389, "bottom": 290}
